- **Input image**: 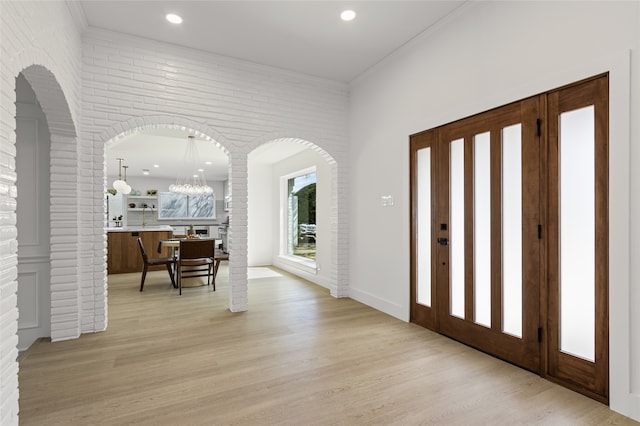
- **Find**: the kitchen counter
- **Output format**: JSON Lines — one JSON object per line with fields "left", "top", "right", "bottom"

{"left": 107, "top": 227, "right": 174, "bottom": 274}
{"left": 107, "top": 225, "right": 174, "bottom": 233}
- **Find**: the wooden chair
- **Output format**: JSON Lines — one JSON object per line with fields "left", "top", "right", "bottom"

{"left": 137, "top": 238, "right": 176, "bottom": 291}
{"left": 177, "top": 239, "right": 215, "bottom": 295}
{"left": 213, "top": 248, "right": 229, "bottom": 290}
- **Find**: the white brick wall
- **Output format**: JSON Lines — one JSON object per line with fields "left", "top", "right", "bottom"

{"left": 0, "top": 2, "right": 82, "bottom": 424}
{"left": 83, "top": 28, "right": 350, "bottom": 312}
{"left": 1, "top": 5, "right": 350, "bottom": 424}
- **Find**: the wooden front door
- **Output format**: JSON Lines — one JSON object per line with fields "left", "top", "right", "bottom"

{"left": 410, "top": 74, "right": 609, "bottom": 402}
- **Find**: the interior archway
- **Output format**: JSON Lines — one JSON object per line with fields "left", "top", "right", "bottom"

{"left": 248, "top": 137, "right": 342, "bottom": 295}
{"left": 103, "top": 123, "right": 232, "bottom": 304}
{"left": 14, "top": 65, "right": 79, "bottom": 346}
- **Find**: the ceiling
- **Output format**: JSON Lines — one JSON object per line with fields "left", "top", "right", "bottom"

{"left": 89, "top": 1, "right": 466, "bottom": 181}
{"left": 80, "top": 1, "right": 465, "bottom": 83}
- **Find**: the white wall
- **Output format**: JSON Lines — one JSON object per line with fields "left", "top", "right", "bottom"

{"left": 348, "top": 0, "right": 639, "bottom": 420}
{"left": 248, "top": 161, "right": 273, "bottom": 266}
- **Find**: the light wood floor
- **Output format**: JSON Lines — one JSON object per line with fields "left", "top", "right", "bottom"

{"left": 18, "top": 267, "right": 638, "bottom": 425}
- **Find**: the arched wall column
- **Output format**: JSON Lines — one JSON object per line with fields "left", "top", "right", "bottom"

{"left": 0, "top": 65, "right": 79, "bottom": 425}
{"left": 19, "top": 66, "right": 80, "bottom": 341}
{"left": 49, "top": 133, "right": 80, "bottom": 340}
{"left": 228, "top": 151, "right": 248, "bottom": 312}
{"left": 2, "top": 3, "right": 86, "bottom": 423}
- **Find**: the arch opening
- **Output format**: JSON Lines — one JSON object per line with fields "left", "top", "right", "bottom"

{"left": 248, "top": 137, "right": 342, "bottom": 296}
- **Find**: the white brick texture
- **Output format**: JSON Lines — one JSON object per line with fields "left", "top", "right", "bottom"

{"left": 1, "top": 5, "right": 350, "bottom": 425}
{"left": 1, "top": 2, "right": 83, "bottom": 424}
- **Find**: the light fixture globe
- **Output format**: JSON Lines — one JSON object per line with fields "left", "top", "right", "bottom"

{"left": 112, "top": 158, "right": 131, "bottom": 194}
{"left": 121, "top": 183, "right": 132, "bottom": 195}
{"left": 113, "top": 179, "right": 127, "bottom": 192}
{"left": 170, "top": 135, "right": 213, "bottom": 195}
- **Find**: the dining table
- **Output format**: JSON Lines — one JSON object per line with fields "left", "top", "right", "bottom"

{"left": 158, "top": 237, "right": 229, "bottom": 280}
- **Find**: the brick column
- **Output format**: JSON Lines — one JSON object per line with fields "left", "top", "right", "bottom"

{"left": 228, "top": 151, "right": 248, "bottom": 312}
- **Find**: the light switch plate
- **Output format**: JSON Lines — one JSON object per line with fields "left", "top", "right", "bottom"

{"left": 381, "top": 195, "right": 394, "bottom": 207}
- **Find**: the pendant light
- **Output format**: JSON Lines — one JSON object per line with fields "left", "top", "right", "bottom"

{"left": 112, "top": 158, "right": 132, "bottom": 195}
{"left": 121, "top": 165, "right": 132, "bottom": 195}
{"left": 169, "top": 135, "right": 213, "bottom": 195}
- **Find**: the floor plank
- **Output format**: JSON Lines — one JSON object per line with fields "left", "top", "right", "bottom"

{"left": 18, "top": 267, "right": 638, "bottom": 425}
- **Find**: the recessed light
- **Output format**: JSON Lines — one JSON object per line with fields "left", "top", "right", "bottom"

{"left": 166, "top": 13, "right": 182, "bottom": 24}
{"left": 197, "top": 168, "right": 204, "bottom": 172}
{"left": 153, "top": 164, "right": 160, "bottom": 168}
{"left": 142, "top": 169, "right": 150, "bottom": 175}
{"left": 204, "top": 161, "right": 212, "bottom": 165}
{"left": 340, "top": 10, "right": 356, "bottom": 21}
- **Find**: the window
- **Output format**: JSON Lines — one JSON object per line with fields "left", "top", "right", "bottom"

{"left": 281, "top": 167, "right": 316, "bottom": 263}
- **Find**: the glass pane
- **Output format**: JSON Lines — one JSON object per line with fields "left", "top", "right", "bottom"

{"left": 450, "top": 138, "right": 465, "bottom": 319}
{"left": 416, "top": 147, "right": 431, "bottom": 307}
{"left": 560, "top": 106, "right": 595, "bottom": 362}
{"left": 502, "top": 124, "right": 523, "bottom": 338}
{"left": 474, "top": 132, "right": 491, "bottom": 327}
{"left": 287, "top": 171, "right": 317, "bottom": 260}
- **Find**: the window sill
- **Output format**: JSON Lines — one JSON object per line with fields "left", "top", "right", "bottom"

{"left": 277, "top": 255, "right": 317, "bottom": 275}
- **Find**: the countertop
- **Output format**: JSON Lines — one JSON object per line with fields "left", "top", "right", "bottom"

{"left": 106, "top": 225, "right": 174, "bottom": 233}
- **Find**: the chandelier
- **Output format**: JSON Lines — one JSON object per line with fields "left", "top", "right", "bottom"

{"left": 112, "top": 158, "right": 132, "bottom": 195}
{"left": 169, "top": 135, "right": 213, "bottom": 195}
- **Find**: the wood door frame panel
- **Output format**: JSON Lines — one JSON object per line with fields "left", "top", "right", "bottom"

{"left": 433, "top": 97, "right": 542, "bottom": 373}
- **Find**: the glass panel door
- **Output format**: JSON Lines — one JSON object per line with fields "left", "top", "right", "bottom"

{"left": 433, "top": 97, "right": 541, "bottom": 373}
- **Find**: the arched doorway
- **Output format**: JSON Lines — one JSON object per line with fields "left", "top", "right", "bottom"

{"left": 12, "top": 65, "right": 79, "bottom": 349}
{"left": 103, "top": 123, "right": 233, "bottom": 303}
{"left": 15, "top": 73, "right": 52, "bottom": 351}
{"left": 248, "top": 137, "right": 343, "bottom": 296}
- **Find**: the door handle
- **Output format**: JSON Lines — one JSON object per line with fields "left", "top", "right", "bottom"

{"left": 437, "top": 237, "right": 449, "bottom": 246}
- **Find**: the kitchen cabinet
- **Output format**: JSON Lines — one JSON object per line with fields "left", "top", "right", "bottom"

{"left": 107, "top": 229, "right": 173, "bottom": 274}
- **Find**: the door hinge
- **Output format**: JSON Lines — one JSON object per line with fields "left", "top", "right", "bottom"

{"left": 538, "top": 327, "right": 543, "bottom": 343}
{"left": 536, "top": 118, "right": 541, "bottom": 137}
{"left": 537, "top": 224, "right": 542, "bottom": 240}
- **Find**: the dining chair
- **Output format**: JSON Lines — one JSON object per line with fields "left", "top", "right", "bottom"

{"left": 137, "top": 238, "right": 176, "bottom": 291}
{"left": 177, "top": 239, "right": 215, "bottom": 295}
{"left": 212, "top": 248, "right": 229, "bottom": 290}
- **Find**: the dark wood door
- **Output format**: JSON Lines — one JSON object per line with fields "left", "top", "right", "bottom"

{"left": 434, "top": 97, "right": 541, "bottom": 372}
